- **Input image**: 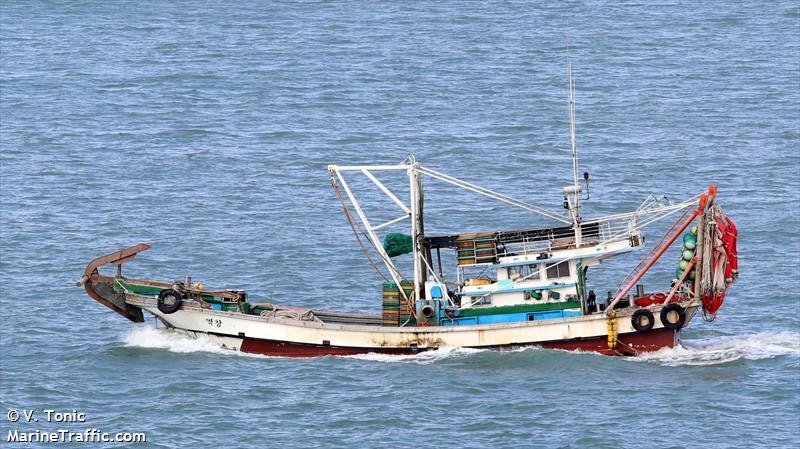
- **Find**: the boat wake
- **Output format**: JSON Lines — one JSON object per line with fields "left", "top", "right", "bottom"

{"left": 120, "top": 327, "right": 798, "bottom": 367}
{"left": 345, "top": 332, "right": 800, "bottom": 366}
{"left": 632, "top": 331, "right": 800, "bottom": 366}
{"left": 344, "top": 346, "right": 491, "bottom": 364}
{"left": 121, "top": 326, "right": 248, "bottom": 357}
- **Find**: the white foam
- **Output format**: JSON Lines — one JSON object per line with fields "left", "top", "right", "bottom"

{"left": 122, "top": 327, "right": 490, "bottom": 362}
{"left": 344, "top": 346, "right": 489, "bottom": 364}
{"left": 120, "top": 326, "right": 799, "bottom": 366}
{"left": 121, "top": 326, "right": 242, "bottom": 356}
{"left": 632, "top": 331, "right": 800, "bottom": 366}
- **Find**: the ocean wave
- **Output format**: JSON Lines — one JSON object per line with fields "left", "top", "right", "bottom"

{"left": 632, "top": 331, "right": 800, "bottom": 366}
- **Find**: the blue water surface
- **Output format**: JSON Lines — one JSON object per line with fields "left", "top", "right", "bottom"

{"left": 1, "top": 1, "right": 799, "bottom": 448}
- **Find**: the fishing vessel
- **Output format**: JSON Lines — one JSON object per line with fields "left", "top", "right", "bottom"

{"left": 78, "top": 70, "right": 738, "bottom": 358}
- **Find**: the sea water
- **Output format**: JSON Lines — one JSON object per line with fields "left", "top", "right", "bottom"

{"left": 1, "top": 1, "right": 798, "bottom": 448}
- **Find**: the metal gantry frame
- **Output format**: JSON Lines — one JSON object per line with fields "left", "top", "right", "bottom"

{"left": 328, "top": 158, "right": 700, "bottom": 310}
{"left": 329, "top": 163, "right": 414, "bottom": 302}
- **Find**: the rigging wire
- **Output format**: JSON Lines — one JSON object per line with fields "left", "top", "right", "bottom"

{"left": 513, "top": 197, "right": 698, "bottom": 284}
{"left": 416, "top": 166, "right": 572, "bottom": 224}
{"left": 331, "top": 177, "right": 391, "bottom": 283}
{"left": 615, "top": 207, "right": 691, "bottom": 293}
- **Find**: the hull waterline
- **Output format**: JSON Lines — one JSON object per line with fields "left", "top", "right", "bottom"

{"left": 233, "top": 327, "right": 678, "bottom": 357}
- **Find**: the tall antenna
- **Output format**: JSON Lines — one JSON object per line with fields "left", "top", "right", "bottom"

{"left": 565, "top": 59, "right": 584, "bottom": 246}
{"left": 568, "top": 60, "right": 579, "bottom": 198}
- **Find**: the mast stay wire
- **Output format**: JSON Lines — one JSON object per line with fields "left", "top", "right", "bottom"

{"left": 416, "top": 166, "right": 572, "bottom": 224}
{"left": 331, "top": 177, "right": 392, "bottom": 283}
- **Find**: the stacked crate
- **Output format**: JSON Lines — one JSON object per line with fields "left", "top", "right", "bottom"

{"left": 456, "top": 233, "right": 498, "bottom": 265}
{"left": 381, "top": 281, "right": 415, "bottom": 326}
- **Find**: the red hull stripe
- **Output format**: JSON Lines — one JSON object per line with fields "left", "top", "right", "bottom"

{"left": 235, "top": 328, "right": 678, "bottom": 358}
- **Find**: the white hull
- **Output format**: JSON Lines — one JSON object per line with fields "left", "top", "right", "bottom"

{"left": 128, "top": 295, "right": 696, "bottom": 356}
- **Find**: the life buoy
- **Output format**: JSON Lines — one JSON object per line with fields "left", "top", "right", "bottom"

{"left": 631, "top": 309, "right": 654, "bottom": 332}
{"left": 158, "top": 288, "right": 183, "bottom": 314}
{"left": 660, "top": 304, "right": 686, "bottom": 329}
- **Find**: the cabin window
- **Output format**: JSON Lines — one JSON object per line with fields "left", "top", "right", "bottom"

{"left": 546, "top": 261, "right": 570, "bottom": 279}
{"left": 508, "top": 264, "right": 540, "bottom": 281}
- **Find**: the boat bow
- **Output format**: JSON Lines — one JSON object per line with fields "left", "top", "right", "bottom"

{"left": 77, "top": 243, "right": 151, "bottom": 322}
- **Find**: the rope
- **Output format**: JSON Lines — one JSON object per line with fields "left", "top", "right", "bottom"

{"left": 114, "top": 279, "right": 133, "bottom": 294}
{"left": 614, "top": 339, "right": 638, "bottom": 355}
{"left": 399, "top": 289, "right": 417, "bottom": 326}
{"left": 419, "top": 253, "right": 455, "bottom": 307}
{"left": 331, "top": 177, "right": 391, "bottom": 282}
{"left": 260, "top": 307, "right": 320, "bottom": 322}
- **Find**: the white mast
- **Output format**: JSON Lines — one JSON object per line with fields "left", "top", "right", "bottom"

{"left": 408, "top": 158, "right": 424, "bottom": 302}
{"left": 566, "top": 60, "right": 583, "bottom": 245}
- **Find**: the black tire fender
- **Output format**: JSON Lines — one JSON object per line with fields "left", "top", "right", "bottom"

{"left": 631, "top": 309, "right": 655, "bottom": 332}
{"left": 157, "top": 288, "right": 183, "bottom": 314}
{"left": 660, "top": 303, "right": 686, "bottom": 329}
